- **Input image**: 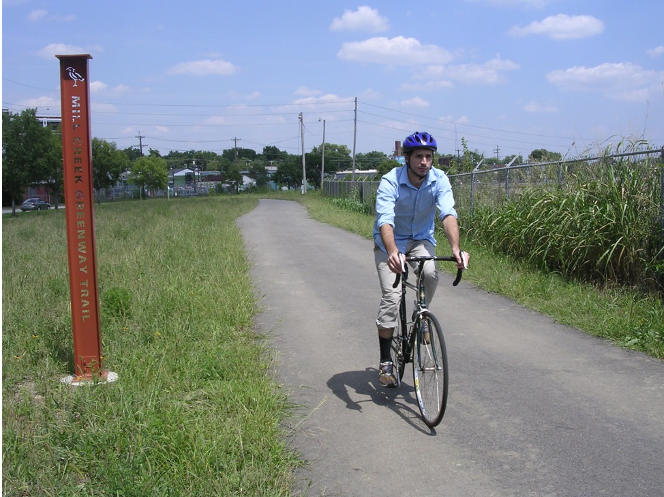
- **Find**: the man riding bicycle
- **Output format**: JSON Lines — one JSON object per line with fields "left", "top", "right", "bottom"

{"left": 373, "top": 131, "right": 466, "bottom": 387}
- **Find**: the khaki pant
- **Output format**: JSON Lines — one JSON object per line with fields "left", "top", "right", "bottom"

{"left": 374, "top": 239, "right": 438, "bottom": 329}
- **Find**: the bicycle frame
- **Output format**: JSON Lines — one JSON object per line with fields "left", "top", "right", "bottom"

{"left": 393, "top": 254, "right": 463, "bottom": 372}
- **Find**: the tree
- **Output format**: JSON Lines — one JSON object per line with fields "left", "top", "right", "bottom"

{"left": 122, "top": 146, "right": 142, "bottom": 162}
{"left": 274, "top": 156, "right": 302, "bottom": 189}
{"left": 221, "top": 147, "right": 257, "bottom": 162}
{"left": 503, "top": 154, "right": 524, "bottom": 166}
{"left": 42, "top": 129, "right": 64, "bottom": 209}
{"left": 377, "top": 158, "right": 399, "bottom": 176}
{"left": 456, "top": 137, "right": 484, "bottom": 174}
{"left": 261, "top": 146, "right": 288, "bottom": 163}
{"left": 92, "top": 138, "right": 129, "bottom": 201}
{"left": 129, "top": 155, "right": 168, "bottom": 198}
{"left": 312, "top": 143, "right": 352, "bottom": 176}
{"left": 2, "top": 109, "right": 56, "bottom": 215}
{"left": 528, "top": 149, "right": 562, "bottom": 163}
{"left": 247, "top": 159, "right": 270, "bottom": 188}
{"left": 223, "top": 162, "right": 243, "bottom": 193}
{"left": 356, "top": 151, "right": 387, "bottom": 170}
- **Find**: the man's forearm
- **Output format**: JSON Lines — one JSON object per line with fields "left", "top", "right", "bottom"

{"left": 441, "top": 215, "right": 460, "bottom": 252}
{"left": 379, "top": 223, "right": 399, "bottom": 255}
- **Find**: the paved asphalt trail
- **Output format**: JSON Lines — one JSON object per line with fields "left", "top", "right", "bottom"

{"left": 238, "top": 199, "right": 664, "bottom": 497}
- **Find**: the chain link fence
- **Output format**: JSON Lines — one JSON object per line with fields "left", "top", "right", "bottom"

{"left": 448, "top": 148, "right": 664, "bottom": 222}
{"left": 323, "top": 147, "right": 664, "bottom": 230}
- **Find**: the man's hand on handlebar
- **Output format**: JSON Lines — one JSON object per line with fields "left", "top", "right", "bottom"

{"left": 387, "top": 251, "right": 406, "bottom": 274}
{"left": 453, "top": 249, "right": 469, "bottom": 270}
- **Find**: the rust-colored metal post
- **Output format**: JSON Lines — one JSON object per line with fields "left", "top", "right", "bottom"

{"left": 57, "top": 54, "right": 104, "bottom": 381}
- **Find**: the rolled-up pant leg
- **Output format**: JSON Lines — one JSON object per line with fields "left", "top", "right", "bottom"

{"left": 374, "top": 245, "right": 401, "bottom": 329}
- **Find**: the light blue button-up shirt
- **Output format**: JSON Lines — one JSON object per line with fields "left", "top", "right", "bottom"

{"left": 373, "top": 165, "right": 457, "bottom": 253}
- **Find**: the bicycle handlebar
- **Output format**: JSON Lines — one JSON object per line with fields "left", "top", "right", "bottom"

{"left": 392, "top": 252, "right": 468, "bottom": 289}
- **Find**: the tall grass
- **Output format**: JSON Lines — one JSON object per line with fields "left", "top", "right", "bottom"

{"left": 328, "top": 186, "right": 375, "bottom": 216}
{"left": 2, "top": 197, "right": 300, "bottom": 496}
{"left": 466, "top": 153, "right": 663, "bottom": 292}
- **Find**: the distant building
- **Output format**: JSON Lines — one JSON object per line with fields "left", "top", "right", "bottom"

{"left": 36, "top": 115, "right": 62, "bottom": 131}
{"left": 334, "top": 169, "right": 379, "bottom": 179}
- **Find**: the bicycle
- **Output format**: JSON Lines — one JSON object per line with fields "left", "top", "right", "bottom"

{"left": 390, "top": 252, "right": 467, "bottom": 427}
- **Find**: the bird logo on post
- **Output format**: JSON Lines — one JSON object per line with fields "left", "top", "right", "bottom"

{"left": 66, "top": 66, "right": 85, "bottom": 87}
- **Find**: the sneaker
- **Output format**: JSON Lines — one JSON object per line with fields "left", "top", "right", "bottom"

{"left": 379, "top": 361, "right": 398, "bottom": 387}
{"left": 421, "top": 321, "right": 430, "bottom": 344}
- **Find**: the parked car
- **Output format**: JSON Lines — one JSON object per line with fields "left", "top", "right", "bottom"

{"left": 20, "top": 198, "right": 50, "bottom": 211}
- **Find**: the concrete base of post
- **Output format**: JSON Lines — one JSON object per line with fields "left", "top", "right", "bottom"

{"left": 60, "top": 370, "right": 118, "bottom": 386}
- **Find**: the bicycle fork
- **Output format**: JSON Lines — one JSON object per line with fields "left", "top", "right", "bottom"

{"left": 411, "top": 310, "right": 443, "bottom": 373}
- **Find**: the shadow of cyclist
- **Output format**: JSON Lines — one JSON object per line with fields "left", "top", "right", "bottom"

{"left": 326, "top": 368, "right": 437, "bottom": 434}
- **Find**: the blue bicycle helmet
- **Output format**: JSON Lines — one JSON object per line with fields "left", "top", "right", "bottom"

{"left": 402, "top": 131, "right": 437, "bottom": 152}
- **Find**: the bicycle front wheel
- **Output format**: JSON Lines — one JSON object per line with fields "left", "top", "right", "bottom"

{"left": 413, "top": 311, "right": 448, "bottom": 427}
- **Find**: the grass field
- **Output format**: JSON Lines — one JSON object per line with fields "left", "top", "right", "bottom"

{"left": 3, "top": 190, "right": 662, "bottom": 495}
{"left": 2, "top": 196, "right": 300, "bottom": 496}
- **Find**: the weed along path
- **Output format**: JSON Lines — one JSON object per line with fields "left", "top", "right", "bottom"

{"left": 238, "top": 199, "right": 664, "bottom": 497}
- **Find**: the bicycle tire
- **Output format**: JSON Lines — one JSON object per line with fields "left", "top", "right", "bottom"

{"left": 412, "top": 311, "right": 448, "bottom": 427}
{"left": 390, "top": 299, "right": 407, "bottom": 383}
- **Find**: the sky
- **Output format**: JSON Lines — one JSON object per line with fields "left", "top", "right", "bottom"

{"left": 2, "top": 0, "right": 663, "bottom": 161}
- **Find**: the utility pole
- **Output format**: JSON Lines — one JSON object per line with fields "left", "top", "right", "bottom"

{"left": 455, "top": 126, "right": 460, "bottom": 169}
{"left": 319, "top": 118, "right": 326, "bottom": 190}
{"left": 494, "top": 145, "right": 501, "bottom": 162}
{"left": 299, "top": 113, "right": 306, "bottom": 194}
{"left": 233, "top": 137, "right": 241, "bottom": 162}
{"left": 352, "top": 97, "right": 357, "bottom": 180}
{"left": 136, "top": 132, "right": 145, "bottom": 156}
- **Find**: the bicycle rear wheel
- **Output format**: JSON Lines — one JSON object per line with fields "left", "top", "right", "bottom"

{"left": 413, "top": 311, "right": 448, "bottom": 427}
{"left": 390, "top": 299, "right": 407, "bottom": 383}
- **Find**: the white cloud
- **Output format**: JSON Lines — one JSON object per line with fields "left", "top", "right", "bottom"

{"left": 359, "top": 88, "right": 382, "bottom": 100}
{"left": 337, "top": 36, "right": 453, "bottom": 65}
{"left": 330, "top": 6, "right": 389, "bottom": 33}
{"left": 647, "top": 45, "right": 664, "bottom": 58}
{"left": 524, "top": 100, "right": 558, "bottom": 113}
{"left": 91, "top": 102, "right": 118, "bottom": 113}
{"left": 294, "top": 86, "right": 323, "bottom": 97}
{"left": 400, "top": 80, "right": 454, "bottom": 91}
{"left": 509, "top": 14, "right": 604, "bottom": 40}
{"left": 37, "top": 43, "right": 88, "bottom": 59}
{"left": 90, "top": 81, "right": 131, "bottom": 96}
{"left": 28, "top": 9, "right": 47, "bottom": 21}
{"left": 225, "top": 90, "right": 262, "bottom": 101}
{"left": 293, "top": 93, "right": 351, "bottom": 107}
{"left": 400, "top": 97, "right": 430, "bottom": 108}
{"left": 28, "top": 9, "right": 75, "bottom": 22}
{"left": 167, "top": 59, "right": 236, "bottom": 76}
{"left": 17, "top": 95, "right": 59, "bottom": 109}
{"left": 547, "top": 62, "right": 664, "bottom": 101}
{"left": 424, "top": 55, "right": 519, "bottom": 85}
{"left": 90, "top": 81, "right": 108, "bottom": 92}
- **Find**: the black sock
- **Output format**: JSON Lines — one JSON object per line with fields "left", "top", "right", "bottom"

{"left": 379, "top": 336, "right": 393, "bottom": 363}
